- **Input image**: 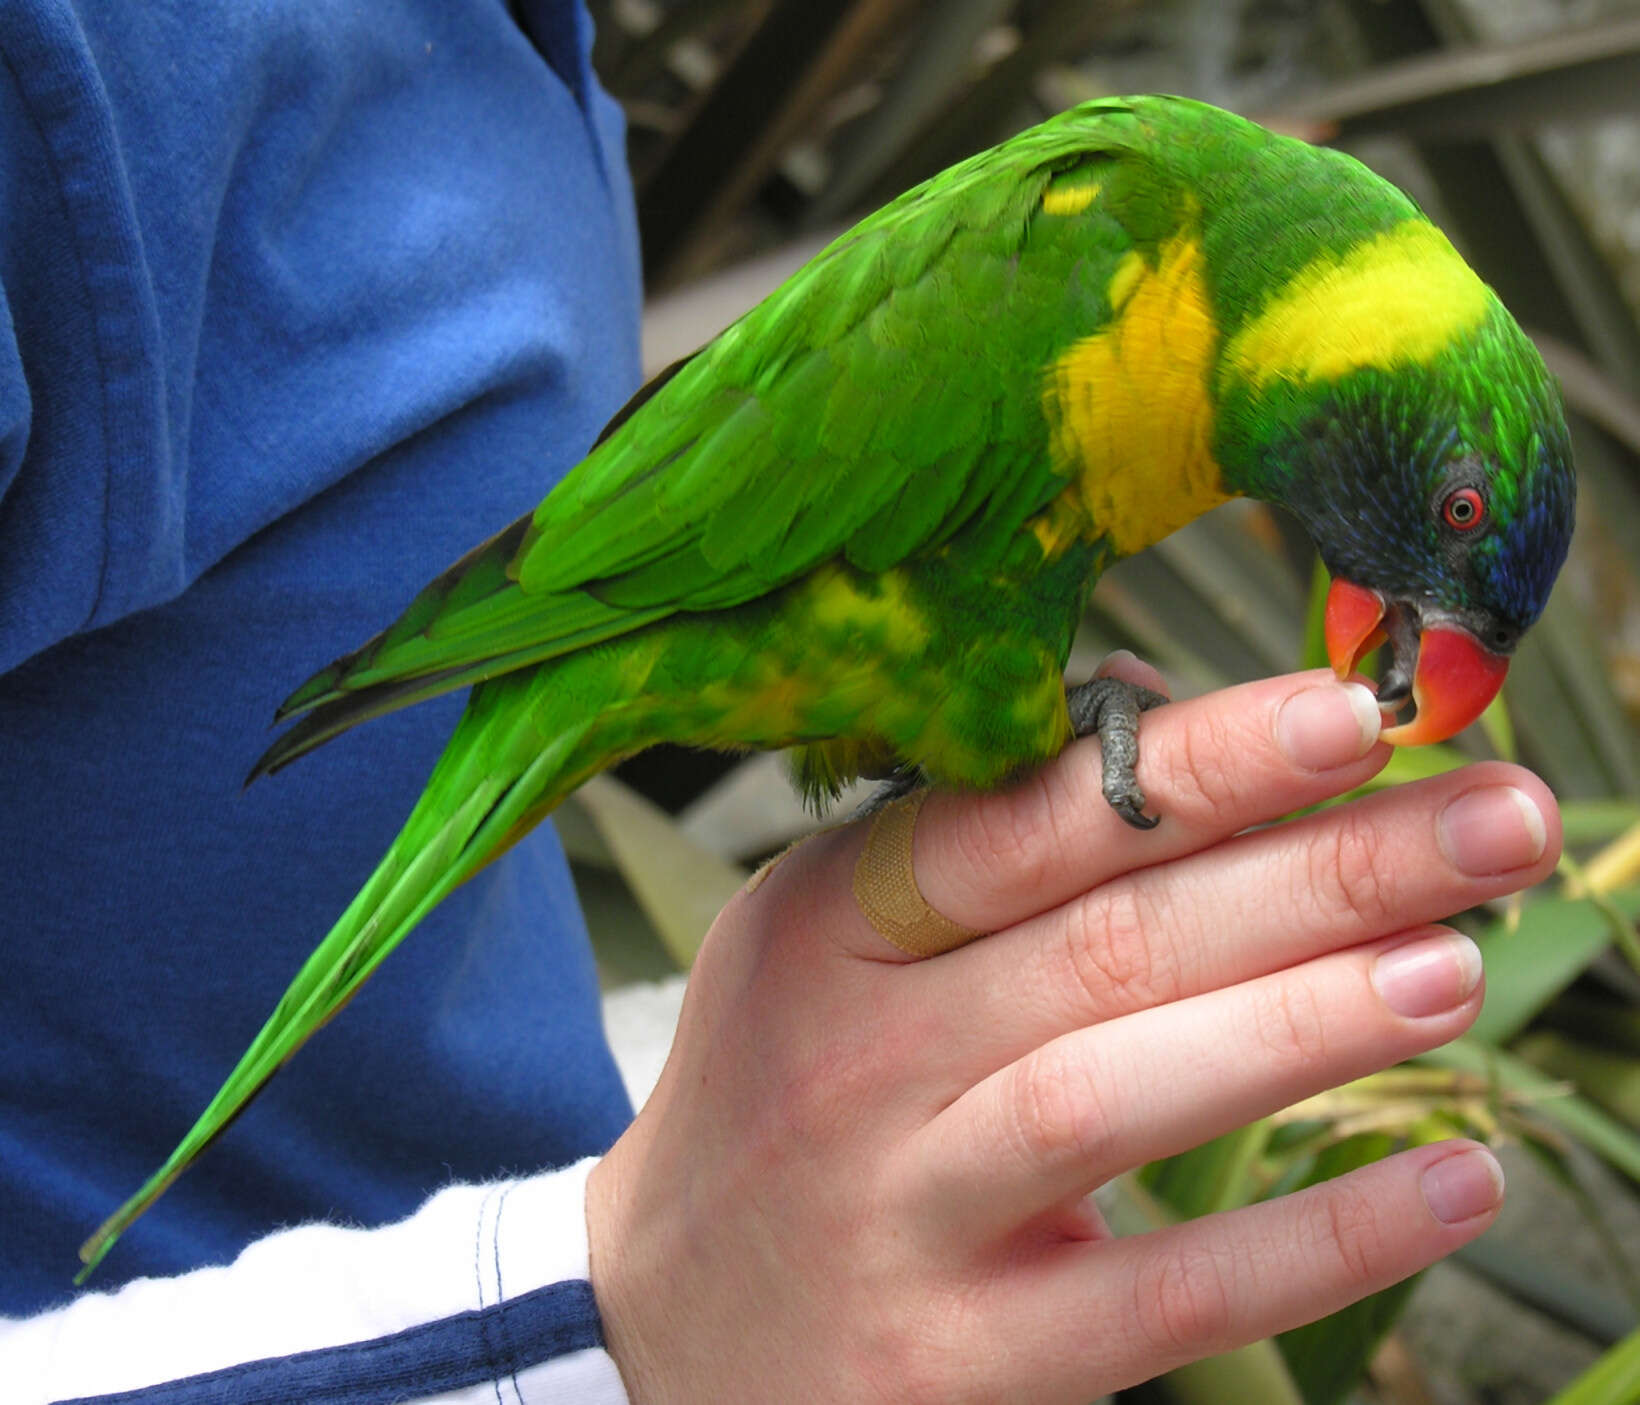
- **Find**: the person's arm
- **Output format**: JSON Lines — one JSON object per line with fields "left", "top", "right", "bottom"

{"left": 1, "top": 1161, "right": 626, "bottom": 1405}
{"left": 588, "top": 660, "right": 1557, "bottom": 1403}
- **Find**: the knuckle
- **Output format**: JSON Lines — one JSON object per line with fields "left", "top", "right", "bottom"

{"left": 1305, "top": 810, "right": 1396, "bottom": 930}
{"left": 1132, "top": 1242, "right": 1238, "bottom": 1356}
{"left": 1061, "top": 883, "right": 1180, "bottom": 1014}
{"left": 855, "top": 1309, "right": 949, "bottom": 1404}
{"left": 1007, "top": 1041, "right": 1115, "bottom": 1170}
{"left": 1150, "top": 708, "right": 1239, "bottom": 819}
{"left": 1247, "top": 977, "right": 1329, "bottom": 1069}
{"left": 1315, "top": 1184, "right": 1385, "bottom": 1284}
{"left": 948, "top": 779, "right": 1057, "bottom": 897}
{"left": 855, "top": 1279, "right": 993, "bottom": 1404}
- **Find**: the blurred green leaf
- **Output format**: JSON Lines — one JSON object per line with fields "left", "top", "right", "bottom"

{"left": 1540, "top": 992, "right": 1640, "bottom": 1058}
{"left": 1470, "top": 893, "right": 1640, "bottom": 1046}
{"left": 1557, "top": 862, "right": 1640, "bottom": 982}
{"left": 1479, "top": 688, "right": 1518, "bottom": 763}
{"left": 1562, "top": 801, "right": 1640, "bottom": 849}
{"left": 1355, "top": 742, "right": 1471, "bottom": 788}
{"left": 1511, "top": 1131, "right": 1640, "bottom": 1323}
{"left": 1454, "top": 1224, "right": 1638, "bottom": 1345}
{"left": 1141, "top": 1121, "right": 1270, "bottom": 1219}
{"left": 1418, "top": 1039, "right": 1640, "bottom": 1186}
{"left": 1517, "top": 1030, "right": 1640, "bottom": 1130}
{"left": 1510, "top": 594, "right": 1640, "bottom": 800}
{"left": 1543, "top": 1325, "right": 1640, "bottom": 1405}
{"left": 575, "top": 865, "right": 684, "bottom": 988}
{"left": 1300, "top": 555, "right": 1330, "bottom": 673}
{"left": 575, "top": 773, "right": 747, "bottom": 970}
{"left": 1150, "top": 1343, "right": 1306, "bottom": 1405}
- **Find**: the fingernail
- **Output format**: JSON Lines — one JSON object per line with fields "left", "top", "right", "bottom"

{"left": 1276, "top": 683, "right": 1381, "bottom": 771}
{"left": 1421, "top": 1146, "right": 1505, "bottom": 1225}
{"left": 1096, "top": 648, "right": 1139, "bottom": 676}
{"left": 1372, "top": 931, "right": 1483, "bottom": 1017}
{"left": 1437, "top": 786, "right": 1547, "bottom": 876}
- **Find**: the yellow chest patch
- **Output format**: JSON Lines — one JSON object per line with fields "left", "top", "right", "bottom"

{"left": 1043, "top": 231, "right": 1230, "bottom": 559}
{"left": 1222, "top": 220, "right": 1491, "bottom": 390}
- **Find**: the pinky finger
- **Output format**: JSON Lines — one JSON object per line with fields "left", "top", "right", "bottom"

{"left": 1007, "top": 1140, "right": 1504, "bottom": 1401}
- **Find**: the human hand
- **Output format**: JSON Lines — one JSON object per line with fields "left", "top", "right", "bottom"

{"left": 586, "top": 662, "right": 1558, "bottom": 1403}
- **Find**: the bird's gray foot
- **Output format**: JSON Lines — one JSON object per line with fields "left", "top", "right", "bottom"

{"left": 853, "top": 678, "right": 1167, "bottom": 827}
{"left": 1065, "top": 677, "right": 1169, "bottom": 830}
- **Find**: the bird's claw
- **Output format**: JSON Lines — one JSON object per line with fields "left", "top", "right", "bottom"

{"left": 1105, "top": 785, "right": 1160, "bottom": 830}
{"left": 855, "top": 677, "right": 1167, "bottom": 829}
{"left": 854, "top": 766, "right": 922, "bottom": 819}
{"left": 1065, "top": 676, "right": 1168, "bottom": 830}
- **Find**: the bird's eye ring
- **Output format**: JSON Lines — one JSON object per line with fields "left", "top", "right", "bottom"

{"left": 1441, "top": 487, "right": 1485, "bottom": 531}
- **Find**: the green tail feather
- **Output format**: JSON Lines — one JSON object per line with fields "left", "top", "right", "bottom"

{"left": 79, "top": 686, "right": 595, "bottom": 1280}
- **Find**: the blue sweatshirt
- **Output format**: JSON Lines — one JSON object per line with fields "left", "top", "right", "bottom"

{"left": 0, "top": 0, "right": 641, "bottom": 1317}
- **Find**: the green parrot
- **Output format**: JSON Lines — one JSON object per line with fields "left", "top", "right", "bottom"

{"left": 79, "top": 93, "right": 1575, "bottom": 1277}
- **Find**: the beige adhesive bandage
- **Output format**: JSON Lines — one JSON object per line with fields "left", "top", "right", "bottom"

{"left": 743, "top": 843, "right": 795, "bottom": 895}
{"left": 852, "top": 791, "right": 983, "bottom": 958}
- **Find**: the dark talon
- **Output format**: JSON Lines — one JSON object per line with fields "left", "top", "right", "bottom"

{"left": 855, "top": 766, "right": 923, "bottom": 819}
{"left": 1064, "top": 676, "right": 1168, "bottom": 830}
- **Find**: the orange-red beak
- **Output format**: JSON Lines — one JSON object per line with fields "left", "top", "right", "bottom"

{"left": 1323, "top": 578, "right": 1510, "bottom": 745}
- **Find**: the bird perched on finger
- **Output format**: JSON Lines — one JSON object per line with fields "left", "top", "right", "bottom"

{"left": 80, "top": 93, "right": 1575, "bottom": 1275}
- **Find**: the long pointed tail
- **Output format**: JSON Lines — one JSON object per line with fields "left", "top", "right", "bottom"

{"left": 78, "top": 680, "right": 594, "bottom": 1280}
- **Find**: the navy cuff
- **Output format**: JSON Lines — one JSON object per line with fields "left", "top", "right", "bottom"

{"left": 56, "top": 1278, "right": 603, "bottom": 1405}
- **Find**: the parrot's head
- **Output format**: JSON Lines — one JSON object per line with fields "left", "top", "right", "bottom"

{"left": 1222, "top": 295, "right": 1576, "bottom": 745}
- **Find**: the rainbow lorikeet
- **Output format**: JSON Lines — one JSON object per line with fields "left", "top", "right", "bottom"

{"left": 79, "top": 93, "right": 1575, "bottom": 1275}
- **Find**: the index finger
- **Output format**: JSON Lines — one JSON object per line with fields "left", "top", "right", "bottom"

{"left": 909, "top": 669, "right": 1387, "bottom": 936}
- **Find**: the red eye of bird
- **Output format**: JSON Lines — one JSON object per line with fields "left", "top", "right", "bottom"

{"left": 1441, "top": 487, "right": 1485, "bottom": 531}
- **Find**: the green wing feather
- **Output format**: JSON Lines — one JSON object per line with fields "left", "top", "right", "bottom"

{"left": 256, "top": 99, "right": 1159, "bottom": 776}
